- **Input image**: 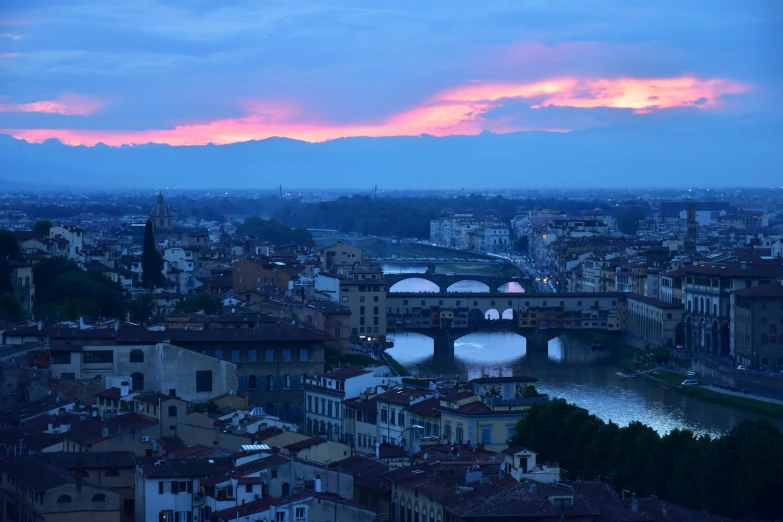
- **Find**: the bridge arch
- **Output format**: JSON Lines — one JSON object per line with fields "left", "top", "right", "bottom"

{"left": 447, "top": 280, "right": 491, "bottom": 293}
{"left": 484, "top": 309, "right": 500, "bottom": 320}
{"left": 389, "top": 277, "right": 440, "bottom": 293}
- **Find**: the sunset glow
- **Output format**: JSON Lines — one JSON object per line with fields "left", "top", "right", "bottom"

{"left": 0, "top": 94, "right": 104, "bottom": 116}
{"left": 1, "top": 76, "right": 750, "bottom": 147}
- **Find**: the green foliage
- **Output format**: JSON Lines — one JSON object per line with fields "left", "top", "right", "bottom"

{"left": 31, "top": 257, "right": 127, "bottom": 320}
{"left": 520, "top": 385, "right": 543, "bottom": 397}
{"left": 0, "top": 230, "right": 22, "bottom": 296}
{"left": 191, "top": 402, "right": 219, "bottom": 413}
{"left": 142, "top": 220, "right": 165, "bottom": 289}
{"left": 617, "top": 210, "right": 648, "bottom": 235}
{"left": 32, "top": 220, "right": 52, "bottom": 237}
{"left": 0, "top": 293, "right": 24, "bottom": 321}
{"left": 236, "top": 216, "right": 312, "bottom": 246}
{"left": 324, "top": 344, "right": 378, "bottom": 371}
{"left": 510, "top": 401, "right": 783, "bottom": 519}
{"left": 401, "top": 377, "right": 430, "bottom": 388}
{"left": 128, "top": 293, "right": 155, "bottom": 324}
{"left": 175, "top": 293, "right": 222, "bottom": 315}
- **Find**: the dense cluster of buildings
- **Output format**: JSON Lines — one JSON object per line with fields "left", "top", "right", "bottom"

{"left": 0, "top": 192, "right": 779, "bottom": 520}
{"left": 520, "top": 199, "right": 783, "bottom": 371}
{"left": 429, "top": 212, "right": 510, "bottom": 253}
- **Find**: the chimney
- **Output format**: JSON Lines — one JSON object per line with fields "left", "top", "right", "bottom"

{"left": 375, "top": 442, "right": 380, "bottom": 459}
{"left": 120, "top": 381, "right": 130, "bottom": 397}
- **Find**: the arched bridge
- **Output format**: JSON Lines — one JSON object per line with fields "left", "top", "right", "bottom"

{"left": 384, "top": 273, "right": 520, "bottom": 293}
{"left": 386, "top": 291, "right": 624, "bottom": 357}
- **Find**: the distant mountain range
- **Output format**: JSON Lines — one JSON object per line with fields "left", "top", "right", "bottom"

{"left": 0, "top": 120, "right": 780, "bottom": 189}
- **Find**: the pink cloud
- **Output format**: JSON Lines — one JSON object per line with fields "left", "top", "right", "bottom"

{"left": 0, "top": 34, "right": 21, "bottom": 41}
{"left": 0, "top": 75, "right": 750, "bottom": 147}
{"left": 0, "top": 94, "right": 104, "bottom": 116}
{"left": 0, "top": 53, "right": 18, "bottom": 58}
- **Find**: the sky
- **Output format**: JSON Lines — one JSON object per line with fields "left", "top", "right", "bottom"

{"left": 0, "top": 0, "right": 781, "bottom": 147}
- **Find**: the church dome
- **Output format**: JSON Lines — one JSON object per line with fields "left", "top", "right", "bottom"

{"left": 150, "top": 193, "right": 173, "bottom": 218}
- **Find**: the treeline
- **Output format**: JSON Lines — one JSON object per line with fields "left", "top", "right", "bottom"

{"left": 272, "top": 195, "right": 652, "bottom": 238}
{"left": 235, "top": 216, "right": 312, "bottom": 246}
{"left": 511, "top": 400, "right": 783, "bottom": 519}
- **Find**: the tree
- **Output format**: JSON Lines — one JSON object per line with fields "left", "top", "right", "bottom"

{"left": 142, "top": 220, "right": 164, "bottom": 289}
{"left": 0, "top": 293, "right": 24, "bottom": 321}
{"left": 32, "top": 220, "right": 53, "bottom": 238}
{"left": 0, "top": 230, "right": 22, "bottom": 296}
{"left": 128, "top": 293, "right": 155, "bottom": 324}
{"left": 175, "top": 293, "right": 222, "bottom": 315}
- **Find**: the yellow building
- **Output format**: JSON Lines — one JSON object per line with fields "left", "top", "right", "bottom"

{"left": 438, "top": 384, "right": 549, "bottom": 452}
{"left": 320, "top": 241, "right": 362, "bottom": 270}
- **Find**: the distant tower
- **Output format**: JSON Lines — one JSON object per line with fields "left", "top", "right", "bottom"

{"left": 685, "top": 204, "right": 697, "bottom": 253}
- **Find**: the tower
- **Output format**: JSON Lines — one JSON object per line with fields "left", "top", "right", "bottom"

{"left": 685, "top": 204, "right": 697, "bottom": 253}
{"left": 149, "top": 192, "right": 173, "bottom": 231}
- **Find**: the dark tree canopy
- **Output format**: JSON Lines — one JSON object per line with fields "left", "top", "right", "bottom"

{"left": 510, "top": 400, "right": 783, "bottom": 520}
{"left": 141, "top": 220, "right": 165, "bottom": 289}
{"left": 175, "top": 293, "right": 223, "bottom": 315}
{"left": 31, "top": 257, "right": 127, "bottom": 321}
{"left": 33, "top": 220, "right": 53, "bottom": 237}
{"left": 0, "top": 230, "right": 22, "bottom": 296}
{"left": 235, "top": 216, "right": 312, "bottom": 246}
{"left": 0, "top": 293, "right": 24, "bottom": 321}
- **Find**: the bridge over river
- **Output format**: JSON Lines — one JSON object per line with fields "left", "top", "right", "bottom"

{"left": 386, "top": 291, "right": 624, "bottom": 357}
{"left": 384, "top": 273, "right": 520, "bottom": 293}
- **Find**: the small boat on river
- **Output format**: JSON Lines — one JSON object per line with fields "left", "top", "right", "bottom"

{"left": 615, "top": 371, "right": 636, "bottom": 378}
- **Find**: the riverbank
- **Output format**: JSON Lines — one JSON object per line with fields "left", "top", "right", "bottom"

{"left": 639, "top": 367, "right": 783, "bottom": 420}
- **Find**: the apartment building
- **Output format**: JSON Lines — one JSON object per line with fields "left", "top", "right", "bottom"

{"left": 731, "top": 284, "right": 783, "bottom": 370}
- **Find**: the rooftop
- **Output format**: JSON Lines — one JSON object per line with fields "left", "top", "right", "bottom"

{"left": 733, "top": 283, "right": 783, "bottom": 298}
{"left": 140, "top": 457, "right": 235, "bottom": 479}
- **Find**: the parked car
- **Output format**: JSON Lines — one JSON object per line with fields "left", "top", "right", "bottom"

{"left": 681, "top": 379, "right": 699, "bottom": 386}
{"left": 737, "top": 365, "right": 747, "bottom": 370}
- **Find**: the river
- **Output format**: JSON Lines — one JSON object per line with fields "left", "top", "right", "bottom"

{"left": 384, "top": 267, "right": 782, "bottom": 436}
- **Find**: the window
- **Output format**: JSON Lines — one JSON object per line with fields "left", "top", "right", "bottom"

{"left": 51, "top": 351, "right": 71, "bottom": 364}
{"left": 248, "top": 349, "right": 258, "bottom": 362}
{"left": 131, "top": 372, "right": 144, "bottom": 391}
{"left": 245, "top": 484, "right": 253, "bottom": 493}
{"left": 214, "top": 349, "right": 224, "bottom": 360}
{"left": 92, "top": 494, "right": 108, "bottom": 502}
{"left": 83, "top": 351, "right": 113, "bottom": 363}
{"left": 265, "top": 349, "right": 275, "bottom": 362}
{"left": 381, "top": 408, "right": 388, "bottom": 423}
{"left": 374, "top": 296, "right": 379, "bottom": 302}
{"left": 231, "top": 350, "right": 241, "bottom": 362}
{"left": 57, "top": 495, "right": 72, "bottom": 503}
{"left": 299, "top": 348, "right": 309, "bottom": 361}
{"left": 296, "top": 506, "right": 306, "bottom": 519}
{"left": 276, "top": 513, "right": 285, "bottom": 522}
{"left": 360, "top": 296, "right": 365, "bottom": 302}
{"left": 130, "top": 349, "right": 144, "bottom": 362}
{"left": 480, "top": 425, "right": 492, "bottom": 443}
{"left": 105, "top": 468, "right": 120, "bottom": 477}
{"left": 341, "top": 296, "right": 348, "bottom": 302}
{"left": 168, "top": 405, "right": 178, "bottom": 417}
{"left": 196, "top": 371, "right": 212, "bottom": 392}
{"left": 267, "top": 375, "right": 275, "bottom": 390}
{"left": 249, "top": 375, "right": 257, "bottom": 390}
{"left": 61, "top": 372, "right": 76, "bottom": 380}
{"left": 399, "top": 412, "right": 405, "bottom": 426}
{"left": 239, "top": 375, "right": 248, "bottom": 391}
{"left": 282, "top": 349, "right": 292, "bottom": 362}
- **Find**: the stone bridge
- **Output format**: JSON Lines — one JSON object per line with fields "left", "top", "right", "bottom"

{"left": 386, "top": 291, "right": 624, "bottom": 357}
{"left": 384, "top": 273, "right": 519, "bottom": 293}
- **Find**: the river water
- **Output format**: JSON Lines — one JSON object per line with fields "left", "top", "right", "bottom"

{"left": 384, "top": 266, "right": 782, "bottom": 436}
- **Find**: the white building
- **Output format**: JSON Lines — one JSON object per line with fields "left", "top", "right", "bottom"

{"left": 375, "top": 387, "right": 438, "bottom": 450}
{"left": 135, "top": 458, "right": 235, "bottom": 522}
{"left": 502, "top": 447, "right": 561, "bottom": 484}
{"left": 49, "top": 225, "right": 84, "bottom": 260}
{"left": 303, "top": 366, "right": 399, "bottom": 440}
{"left": 48, "top": 342, "right": 237, "bottom": 402}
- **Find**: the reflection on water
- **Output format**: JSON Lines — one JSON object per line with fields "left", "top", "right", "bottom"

{"left": 387, "top": 331, "right": 782, "bottom": 437}
{"left": 447, "top": 280, "right": 490, "bottom": 292}
{"left": 498, "top": 282, "right": 526, "bottom": 293}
